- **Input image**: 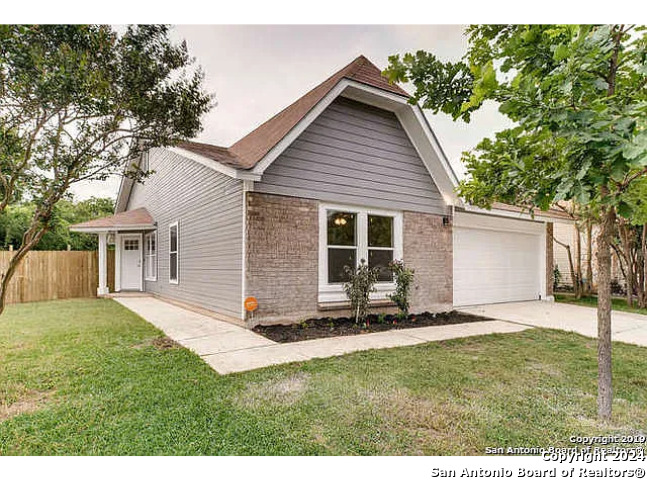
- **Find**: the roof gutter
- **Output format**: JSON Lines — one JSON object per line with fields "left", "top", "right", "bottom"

{"left": 70, "top": 224, "right": 157, "bottom": 233}
{"left": 170, "top": 147, "right": 262, "bottom": 181}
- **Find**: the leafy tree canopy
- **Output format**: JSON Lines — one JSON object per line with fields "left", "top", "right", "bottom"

{"left": 385, "top": 25, "right": 647, "bottom": 217}
{"left": 0, "top": 24, "right": 211, "bottom": 225}
{"left": 0, "top": 24, "right": 211, "bottom": 314}
{"left": 0, "top": 197, "right": 114, "bottom": 251}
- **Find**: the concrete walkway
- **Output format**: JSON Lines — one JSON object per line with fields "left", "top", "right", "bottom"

{"left": 115, "top": 296, "right": 530, "bottom": 374}
{"left": 460, "top": 301, "right": 647, "bottom": 347}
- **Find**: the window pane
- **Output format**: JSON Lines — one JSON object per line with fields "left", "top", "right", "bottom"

{"left": 328, "top": 248, "right": 356, "bottom": 283}
{"left": 369, "top": 249, "right": 394, "bottom": 282}
{"left": 147, "top": 258, "right": 153, "bottom": 278}
{"left": 368, "top": 215, "right": 393, "bottom": 248}
{"left": 170, "top": 252, "right": 177, "bottom": 280}
{"left": 327, "top": 211, "right": 356, "bottom": 246}
{"left": 170, "top": 226, "right": 177, "bottom": 252}
{"left": 124, "top": 239, "right": 139, "bottom": 250}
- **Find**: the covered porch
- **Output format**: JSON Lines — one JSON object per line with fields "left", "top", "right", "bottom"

{"left": 71, "top": 208, "right": 156, "bottom": 296}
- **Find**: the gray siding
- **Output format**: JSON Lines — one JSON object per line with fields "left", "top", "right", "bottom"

{"left": 127, "top": 148, "right": 244, "bottom": 319}
{"left": 256, "top": 97, "right": 447, "bottom": 214}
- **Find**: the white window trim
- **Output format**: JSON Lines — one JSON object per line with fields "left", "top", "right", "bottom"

{"left": 141, "top": 151, "right": 149, "bottom": 172}
{"left": 169, "top": 221, "right": 179, "bottom": 285}
{"left": 318, "top": 203, "right": 403, "bottom": 304}
{"left": 144, "top": 231, "right": 157, "bottom": 282}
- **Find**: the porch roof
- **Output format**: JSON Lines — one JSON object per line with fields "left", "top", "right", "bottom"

{"left": 70, "top": 207, "right": 155, "bottom": 233}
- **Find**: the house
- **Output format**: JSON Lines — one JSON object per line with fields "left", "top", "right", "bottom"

{"left": 553, "top": 222, "right": 625, "bottom": 292}
{"left": 72, "top": 55, "right": 564, "bottom": 327}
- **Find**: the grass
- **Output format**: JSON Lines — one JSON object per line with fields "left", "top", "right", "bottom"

{"left": 2, "top": 298, "right": 647, "bottom": 455}
{"left": 555, "top": 293, "right": 647, "bottom": 315}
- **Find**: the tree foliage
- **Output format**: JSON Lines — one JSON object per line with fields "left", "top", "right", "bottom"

{"left": 386, "top": 25, "right": 647, "bottom": 216}
{"left": 0, "top": 197, "right": 114, "bottom": 250}
{"left": 0, "top": 24, "right": 211, "bottom": 314}
{"left": 385, "top": 25, "right": 647, "bottom": 420}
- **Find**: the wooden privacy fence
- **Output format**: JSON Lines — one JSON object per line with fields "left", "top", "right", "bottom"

{"left": 0, "top": 250, "right": 115, "bottom": 305}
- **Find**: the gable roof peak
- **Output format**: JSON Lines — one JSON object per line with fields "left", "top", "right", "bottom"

{"left": 226, "top": 54, "right": 409, "bottom": 169}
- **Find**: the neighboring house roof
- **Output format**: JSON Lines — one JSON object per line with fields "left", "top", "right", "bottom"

{"left": 177, "top": 55, "right": 410, "bottom": 171}
{"left": 70, "top": 207, "right": 155, "bottom": 232}
{"left": 491, "top": 202, "right": 573, "bottom": 221}
{"left": 458, "top": 202, "right": 574, "bottom": 223}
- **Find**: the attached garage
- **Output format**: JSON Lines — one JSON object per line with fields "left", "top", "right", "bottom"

{"left": 453, "top": 211, "right": 548, "bottom": 307}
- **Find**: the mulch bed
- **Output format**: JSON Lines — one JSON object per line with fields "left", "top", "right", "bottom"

{"left": 252, "top": 311, "right": 494, "bottom": 343}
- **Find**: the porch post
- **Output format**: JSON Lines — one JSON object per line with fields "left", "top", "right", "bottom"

{"left": 97, "top": 232, "right": 109, "bottom": 296}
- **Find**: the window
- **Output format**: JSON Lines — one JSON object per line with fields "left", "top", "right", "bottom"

{"left": 169, "top": 222, "right": 179, "bottom": 284}
{"left": 368, "top": 215, "right": 395, "bottom": 282}
{"left": 327, "top": 211, "right": 357, "bottom": 283}
{"left": 123, "top": 239, "right": 139, "bottom": 251}
{"left": 319, "top": 204, "right": 402, "bottom": 303}
{"left": 145, "top": 232, "right": 157, "bottom": 281}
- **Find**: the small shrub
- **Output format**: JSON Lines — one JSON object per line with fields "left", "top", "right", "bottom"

{"left": 376, "top": 313, "right": 388, "bottom": 324}
{"left": 343, "top": 259, "right": 379, "bottom": 324}
{"left": 388, "top": 259, "right": 415, "bottom": 316}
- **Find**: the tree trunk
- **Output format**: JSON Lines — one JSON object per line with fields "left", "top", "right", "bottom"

{"left": 596, "top": 206, "right": 615, "bottom": 421}
{"left": 0, "top": 246, "right": 31, "bottom": 315}
{"left": 575, "top": 224, "right": 583, "bottom": 299}
{"left": 0, "top": 217, "right": 51, "bottom": 316}
{"left": 553, "top": 237, "right": 577, "bottom": 294}
{"left": 586, "top": 221, "right": 594, "bottom": 295}
{"left": 619, "top": 220, "right": 633, "bottom": 307}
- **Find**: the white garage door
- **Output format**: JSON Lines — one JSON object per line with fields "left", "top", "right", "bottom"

{"left": 453, "top": 213, "right": 544, "bottom": 307}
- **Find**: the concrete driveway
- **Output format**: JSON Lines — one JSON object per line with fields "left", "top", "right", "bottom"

{"left": 459, "top": 301, "right": 647, "bottom": 347}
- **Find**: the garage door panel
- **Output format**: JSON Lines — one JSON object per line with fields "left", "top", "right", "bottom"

{"left": 454, "top": 225, "right": 541, "bottom": 307}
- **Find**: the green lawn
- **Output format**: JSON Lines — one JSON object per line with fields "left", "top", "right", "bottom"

{"left": 555, "top": 293, "right": 647, "bottom": 315}
{"left": 1, "top": 299, "right": 647, "bottom": 455}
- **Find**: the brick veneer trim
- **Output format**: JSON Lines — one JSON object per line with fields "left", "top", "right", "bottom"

{"left": 245, "top": 192, "right": 454, "bottom": 326}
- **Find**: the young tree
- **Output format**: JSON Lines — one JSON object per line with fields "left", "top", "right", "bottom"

{"left": 617, "top": 176, "right": 647, "bottom": 307}
{"left": 0, "top": 25, "right": 211, "bottom": 314}
{"left": 385, "top": 25, "right": 647, "bottom": 420}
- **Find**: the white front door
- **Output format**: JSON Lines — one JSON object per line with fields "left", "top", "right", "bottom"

{"left": 120, "top": 235, "right": 142, "bottom": 291}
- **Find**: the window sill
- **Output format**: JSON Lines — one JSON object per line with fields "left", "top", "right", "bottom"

{"left": 318, "top": 299, "right": 396, "bottom": 311}
{"left": 318, "top": 283, "right": 395, "bottom": 304}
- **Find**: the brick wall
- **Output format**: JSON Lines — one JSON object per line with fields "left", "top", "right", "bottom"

{"left": 245, "top": 192, "right": 320, "bottom": 325}
{"left": 403, "top": 211, "right": 453, "bottom": 312}
{"left": 245, "top": 192, "right": 454, "bottom": 326}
